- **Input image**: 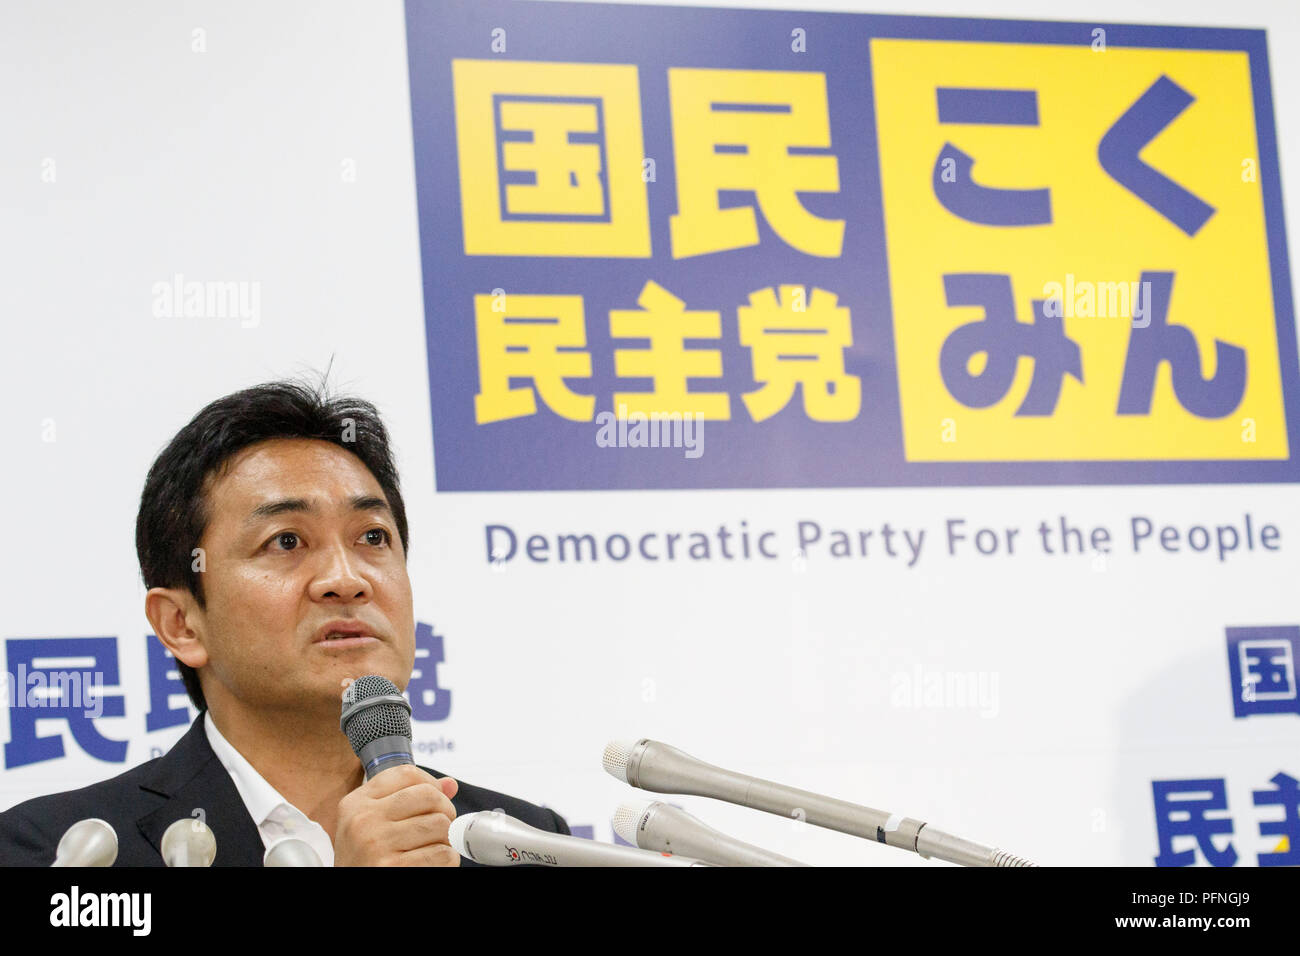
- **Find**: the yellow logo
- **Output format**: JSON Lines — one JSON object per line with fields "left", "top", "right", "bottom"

{"left": 872, "top": 40, "right": 1285, "bottom": 462}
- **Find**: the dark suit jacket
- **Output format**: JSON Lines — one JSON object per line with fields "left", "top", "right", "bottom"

{"left": 0, "top": 713, "right": 568, "bottom": 866}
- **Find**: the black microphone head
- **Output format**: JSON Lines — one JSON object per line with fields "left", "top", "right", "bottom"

{"left": 340, "top": 675, "right": 413, "bottom": 758}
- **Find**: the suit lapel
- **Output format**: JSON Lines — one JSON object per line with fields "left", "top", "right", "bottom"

{"left": 134, "top": 713, "right": 267, "bottom": 866}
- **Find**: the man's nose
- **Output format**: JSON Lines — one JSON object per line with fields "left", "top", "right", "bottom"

{"left": 311, "top": 541, "right": 371, "bottom": 601}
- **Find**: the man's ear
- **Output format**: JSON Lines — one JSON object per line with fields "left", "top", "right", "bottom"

{"left": 145, "top": 587, "right": 209, "bottom": 670}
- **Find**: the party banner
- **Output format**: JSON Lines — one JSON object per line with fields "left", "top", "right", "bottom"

{"left": 406, "top": 0, "right": 1297, "bottom": 491}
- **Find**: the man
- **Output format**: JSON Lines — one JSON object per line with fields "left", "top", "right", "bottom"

{"left": 0, "top": 379, "right": 568, "bottom": 866}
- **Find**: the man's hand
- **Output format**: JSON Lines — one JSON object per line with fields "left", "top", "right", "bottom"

{"left": 334, "top": 765, "right": 461, "bottom": 866}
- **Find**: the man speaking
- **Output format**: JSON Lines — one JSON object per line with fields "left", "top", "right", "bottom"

{"left": 0, "top": 379, "right": 569, "bottom": 865}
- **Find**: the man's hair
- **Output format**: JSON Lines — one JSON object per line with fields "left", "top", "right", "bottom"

{"left": 134, "top": 378, "right": 410, "bottom": 712}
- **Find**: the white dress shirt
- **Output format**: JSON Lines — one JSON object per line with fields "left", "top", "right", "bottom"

{"left": 204, "top": 715, "right": 336, "bottom": 866}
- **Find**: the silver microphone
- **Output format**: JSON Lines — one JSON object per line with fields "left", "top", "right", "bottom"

{"left": 51, "top": 818, "right": 118, "bottom": 867}
{"left": 341, "top": 675, "right": 415, "bottom": 780}
{"left": 448, "top": 811, "right": 713, "bottom": 867}
{"left": 613, "top": 798, "right": 808, "bottom": 866}
{"left": 603, "top": 738, "right": 1035, "bottom": 868}
{"left": 264, "top": 838, "right": 324, "bottom": 867}
{"left": 161, "top": 817, "right": 217, "bottom": 867}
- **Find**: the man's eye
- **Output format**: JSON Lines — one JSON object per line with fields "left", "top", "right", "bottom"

{"left": 270, "top": 532, "right": 300, "bottom": 551}
{"left": 364, "top": 528, "right": 391, "bottom": 547}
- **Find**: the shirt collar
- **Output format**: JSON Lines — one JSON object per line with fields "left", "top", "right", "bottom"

{"left": 203, "top": 712, "right": 303, "bottom": 828}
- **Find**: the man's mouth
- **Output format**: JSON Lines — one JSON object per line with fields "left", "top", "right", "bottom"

{"left": 313, "top": 622, "right": 379, "bottom": 645}
{"left": 316, "top": 634, "right": 379, "bottom": 648}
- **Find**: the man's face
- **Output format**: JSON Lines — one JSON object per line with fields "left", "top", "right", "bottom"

{"left": 187, "top": 437, "right": 414, "bottom": 716}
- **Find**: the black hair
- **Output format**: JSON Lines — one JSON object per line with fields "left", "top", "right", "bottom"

{"left": 134, "top": 376, "right": 410, "bottom": 711}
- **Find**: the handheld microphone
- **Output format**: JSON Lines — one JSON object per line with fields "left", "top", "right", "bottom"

{"left": 604, "top": 738, "right": 1035, "bottom": 867}
{"left": 341, "top": 675, "right": 414, "bottom": 779}
{"left": 51, "top": 818, "right": 118, "bottom": 867}
{"left": 161, "top": 817, "right": 217, "bottom": 867}
{"left": 613, "top": 798, "right": 808, "bottom": 866}
{"left": 448, "top": 811, "right": 713, "bottom": 867}
{"left": 264, "top": 838, "right": 324, "bottom": 867}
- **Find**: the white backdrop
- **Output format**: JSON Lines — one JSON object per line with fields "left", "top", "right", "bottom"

{"left": 2, "top": 0, "right": 1299, "bottom": 866}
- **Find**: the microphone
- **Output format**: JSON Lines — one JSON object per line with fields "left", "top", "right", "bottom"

{"left": 161, "top": 817, "right": 217, "bottom": 867}
{"left": 604, "top": 738, "right": 1035, "bottom": 868}
{"left": 449, "top": 811, "right": 714, "bottom": 867}
{"left": 613, "top": 798, "right": 808, "bottom": 866}
{"left": 51, "top": 818, "right": 117, "bottom": 867}
{"left": 264, "top": 838, "right": 324, "bottom": 867}
{"left": 340, "top": 675, "right": 414, "bottom": 779}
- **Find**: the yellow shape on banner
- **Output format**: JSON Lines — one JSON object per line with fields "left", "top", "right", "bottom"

{"left": 452, "top": 59, "right": 650, "bottom": 257}
{"left": 473, "top": 293, "right": 594, "bottom": 423}
{"left": 498, "top": 100, "right": 606, "bottom": 217}
{"left": 611, "top": 280, "right": 731, "bottom": 419}
{"left": 668, "top": 68, "right": 843, "bottom": 259}
{"left": 871, "top": 39, "right": 1286, "bottom": 461}
{"left": 738, "top": 285, "right": 861, "bottom": 422}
